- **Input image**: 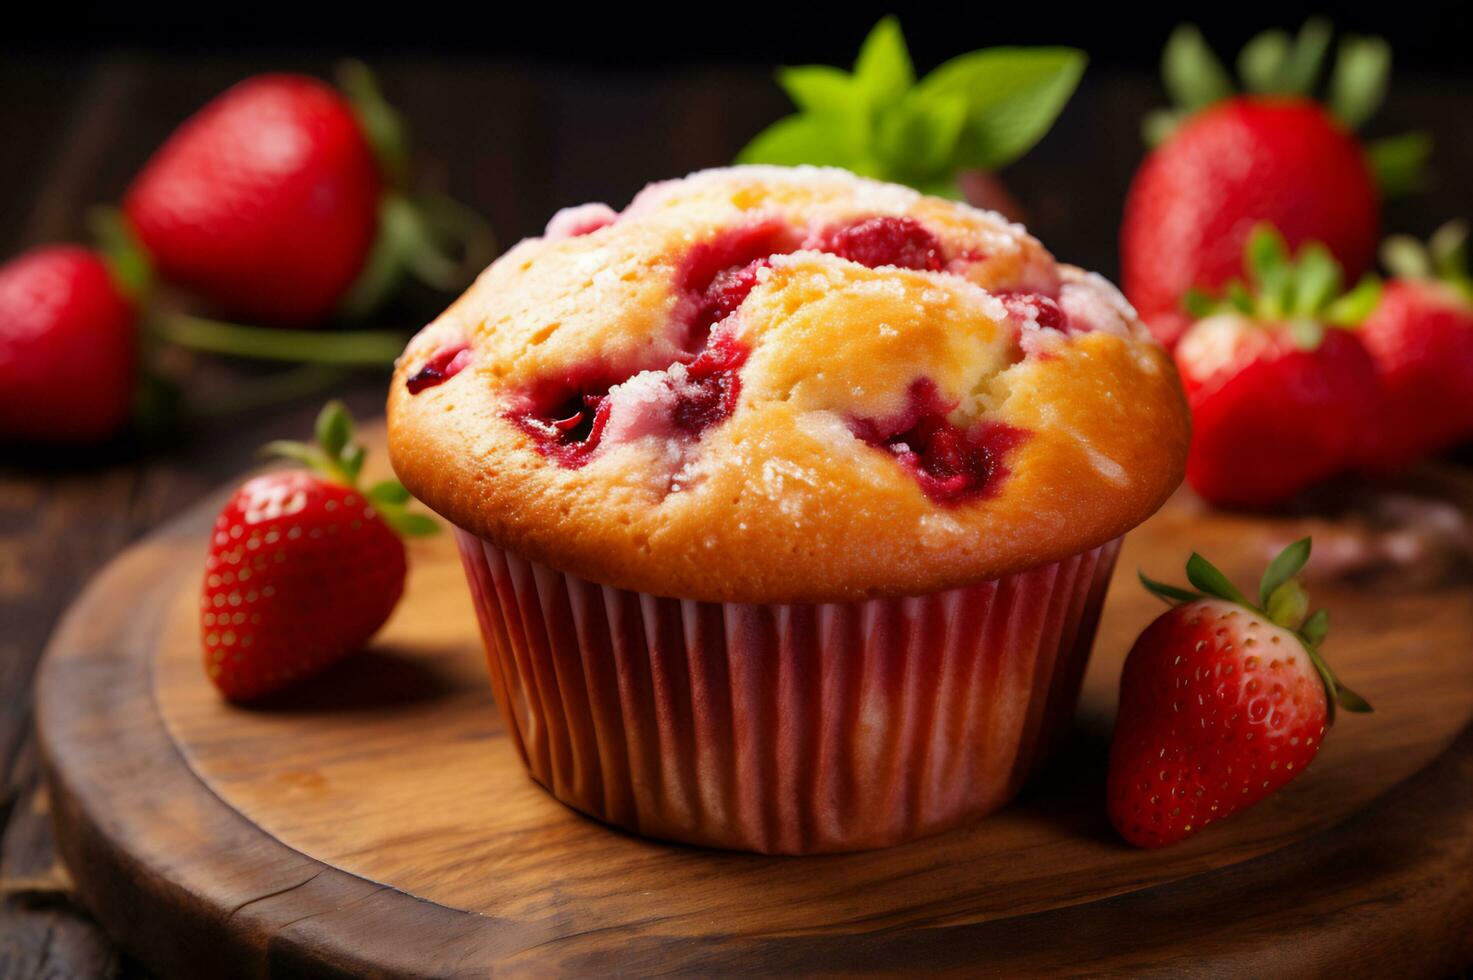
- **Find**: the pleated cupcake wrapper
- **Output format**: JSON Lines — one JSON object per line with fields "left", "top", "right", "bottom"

{"left": 456, "top": 531, "right": 1121, "bottom": 855}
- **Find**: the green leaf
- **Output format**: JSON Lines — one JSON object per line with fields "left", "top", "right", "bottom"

{"left": 1138, "top": 571, "right": 1203, "bottom": 606}
{"left": 1430, "top": 220, "right": 1470, "bottom": 281}
{"left": 260, "top": 439, "right": 334, "bottom": 474}
{"left": 367, "top": 480, "right": 412, "bottom": 506}
{"left": 1161, "top": 24, "right": 1235, "bottom": 111}
{"left": 1330, "top": 35, "right": 1391, "bottom": 129}
{"left": 853, "top": 16, "right": 914, "bottom": 110}
{"left": 1323, "top": 275, "right": 1383, "bottom": 326}
{"left": 1281, "top": 17, "right": 1334, "bottom": 95}
{"left": 875, "top": 90, "right": 968, "bottom": 181}
{"left": 1291, "top": 243, "right": 1343, "bottom": 315}
{"left": 89, "top": 207, "right": 153, "bottom": 300}
{"left": 1267, "top": 579, "right": 1311, "bottom": 630}
{"left": 1238, "top": 29, "right": 1291, "bottom": 94}
{"left": 1287, "top": 317, "right": 1326, "bottom": 350}
{"left": 1336, "top": 683, "right": 1373, "bottom": 713}
{"left": 1225, "top": 279, "right": 1255, "bottom": 313}
{"left": 737, "top": 113, "right": 859, "bottom": 169}
{"left": 1259, "top": 537, "right": 1312, "bottom": 609}
{"left": 338, "top": 60, "right": 410, "bottom": 186}
{"left": 1182, "top": 287, "right": 1219, "bottom": 319}
{"left": 315, "top": 400, "right": 354, "bottom": 460}
{"left": 777, "top": 65, "right": 861, "bottom": 117}
{"left": 918, "top": 47, "right": 1086, "bottom": 171}
{"left": 1302, "top": 608, "right": 1330, "bottom": 646}
{"left": 1246, "top": 225, "right": 1293, "bottom": 317}
{"left": 1381, "top": 235, "right": 1434, "bottom": 281}
{"left": 1367, "top": 132, "right": 1432, "bottom": 199}
{"left": 385, "top": 511, "right": 440, "bottom": 538}
{"left": 1185, "top": 553, "right": 1252, "bottom": 606}
{"left": 1142, "top": 108, "right": 1187, "bottom": 147}
{"left": 340, "top": 445, "right": 366, "bottom": 484}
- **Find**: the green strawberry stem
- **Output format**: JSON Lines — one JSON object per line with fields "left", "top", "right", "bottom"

{"left": 262, "top": 400, "right": 438, "bottom": 538}
{"left": 1381, "top": 221, "right": 1473, "bottom": 304}
{"left": 1138, "top": 537, "right": 1372, "bottom": 722}
{"left": 152, "top": 314, "right": 405, "bottom": 366}
{"left": 1182, "top": 224, "right": 1382, "bottom": 349}
{"left": 335, "top": 61, "right": 497, "bottom": 320}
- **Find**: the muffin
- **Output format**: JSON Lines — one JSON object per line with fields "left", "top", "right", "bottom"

{"left": 388, "top": 166, "right": 1189, "bottom": 854}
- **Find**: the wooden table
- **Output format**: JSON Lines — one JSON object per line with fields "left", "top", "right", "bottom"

{"left": 2, "top": 51, "right": 1470, "bottom": 977}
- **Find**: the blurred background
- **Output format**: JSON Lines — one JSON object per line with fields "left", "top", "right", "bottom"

{"left": 2, "top": 4, "right": 1471, "bottom": 974}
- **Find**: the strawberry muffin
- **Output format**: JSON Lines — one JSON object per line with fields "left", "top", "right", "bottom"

{"left": 388, "top": 166, "right": 1189, "bottom": 853}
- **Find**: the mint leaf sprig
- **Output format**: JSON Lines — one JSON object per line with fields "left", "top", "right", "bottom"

{"left": 263, "top": 401, "right": 438, "bottom": 538}
{"left": 1147, "top": 19, "right": 1430, "bottom": 197}
{"left": 737, "top": 17, "right": 1086, "bottom": 199}
{"left": 1381, "top": 221, "right": 1473, "bottom": 306}
{"left": 1139, "top": 538, "right": 1372, "bottom": 722}
{"left": 1182, "top": 224, "right": 1383, "bottom": 350}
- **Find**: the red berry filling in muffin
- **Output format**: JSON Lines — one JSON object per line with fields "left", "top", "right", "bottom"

{"left": 405, "top": 344, "right": 471, "bottom": 394}
{"left": 851, "top": 379, "right": 1028, "bottom": 505}
{"left": 817, "top": 215, "right": 944, "bottom": 272}
{"left": 501, "top": 216, "right": 1049, "bottom": 497}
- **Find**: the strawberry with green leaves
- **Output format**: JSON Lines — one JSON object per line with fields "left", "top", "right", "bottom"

{"left": 1109, "top": 539, "right": 1370, "bottom": 848}
{"left": 1359, "top": 222, "right": 1473, "bottom": 472}
{"left": 1175, "top": 226, "right": 1383, "bottom": 508}
{"left": 125, "top": 63, "right": 487, "bottom": 326}
{"left": 1121, "top": 19, "right": 1428, "bottom": 347}
{"left": 202, "top": 401, "right": 436, "bottom": 701}
{"left": 738, "top": 16, "right": 1084, "bottom": 200}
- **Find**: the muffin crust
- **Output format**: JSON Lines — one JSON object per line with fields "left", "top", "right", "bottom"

{"left": 388, "top": 166, "right": 1189, "bottom": 602}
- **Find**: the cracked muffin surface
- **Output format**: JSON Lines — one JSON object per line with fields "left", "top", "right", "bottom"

{"left": 387, "top": 165, "right": 1189, "bottom": 602}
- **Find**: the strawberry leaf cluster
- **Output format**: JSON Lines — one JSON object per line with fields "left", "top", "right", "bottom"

{"left": 263, "top": 401, "right": 438, "bottom": 538}
{"left": 1147, "top": 19, "right": 1430, "bottom": 196}
{"left": 1182, "top": 225, "right": 1383, "bottom": 348}
{"left": 1139, "top": 538, "right": 1372, "bottom": 721}
{"left": 1382, "top": 220, "right": 1473, "bottom": 305}
{"left": 737, "top": 17, "right": 1085, "bottom": 197}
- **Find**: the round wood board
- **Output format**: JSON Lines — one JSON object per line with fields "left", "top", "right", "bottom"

{"left": 36, "top": 425, "right": 1473, "bottom": 978}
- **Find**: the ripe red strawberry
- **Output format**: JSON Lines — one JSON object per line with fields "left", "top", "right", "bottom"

{"left": 1109, "top": 539, "right": 1370, "bottom": 848}
{"left": 0, "top": 245, "right": 135, "bottom": 442}
{"left": 202, "top": 401, "right": 436, "bottom": 701}
{"left": 124, "top": 74, "right": 382, "bottom": 325}
{"left": 1120, "top": 21, "right": 1425, "bottom": 347}
{"left": 123, "top": 64, "right": 484, "bottom": 327}
{"left": 1358, "top": 222, "right": 1473, "bottom": 471}
{"left": 1175, "top": 226, "right": 1382, "bottom": 508}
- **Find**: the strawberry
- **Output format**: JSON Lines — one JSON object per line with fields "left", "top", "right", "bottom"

{"left": 1358, "top": 222, "right": 1473, "bottom": 471}
{"left": 201, "top": 401, "right": 436, "bottom": 701}
{"left": 1109, "top": 539, "right": 1370, "bottom": 848}
{"left": 125, "top": 63, "right": 483, "bottom": 326}
{"left": 0, "top": 245, "right": 136, "bottom": 442}
{"left": 1120, "top": 20, "right": 1428, "bottom": 347}
{"left": 1175, "top": 226, "right": 1383, "bottom": 508}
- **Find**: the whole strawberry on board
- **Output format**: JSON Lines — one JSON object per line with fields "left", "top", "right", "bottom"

{"left": 1109, "top": 539, "right": 1370, "bottom": 848}
{"left": 1175, "top": 225, "right": 1383, "bottom": 509}
{"left": 202, "top": 401, "right": 436, "bottom": 701}
{"left": 126, "top": 62, "right": 487, "bottom": 326}
{"left": 1121, "top": 19, "right": 1429, "bottom": 347}
{"left": 0, "top": 245, "right": 139, "bottom": 442}
{"left": 1358, "top": 222, "right": 1473, "bottom": 472}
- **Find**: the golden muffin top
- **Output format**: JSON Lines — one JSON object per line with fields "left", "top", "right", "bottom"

{"left": 388, "top": 166, "right": 1189, "bottom": 602}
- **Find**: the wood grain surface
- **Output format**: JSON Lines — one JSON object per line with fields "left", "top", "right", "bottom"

{"left": 34, "top": 426, "right": 1473, "bottom": 976}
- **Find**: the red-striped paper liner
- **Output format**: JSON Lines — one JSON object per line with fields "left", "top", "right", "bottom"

{"left": 456, "top": 531, "right": 1121, "bottom": 854}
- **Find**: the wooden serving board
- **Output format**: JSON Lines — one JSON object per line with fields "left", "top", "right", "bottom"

{"left": 36, "top": 426, "right": 1473, "bottom": 977}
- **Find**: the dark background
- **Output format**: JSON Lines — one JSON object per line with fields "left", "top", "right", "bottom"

{"left": 4, "top": 3, "right": 1471, "bottom": 71}
{"left": 2, "top": 5, "right": 1471, "bottom": 976}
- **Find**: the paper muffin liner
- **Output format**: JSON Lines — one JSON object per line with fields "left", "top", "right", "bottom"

{"left": 455, "top": 530, "right": 1121, "bottom": 854}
